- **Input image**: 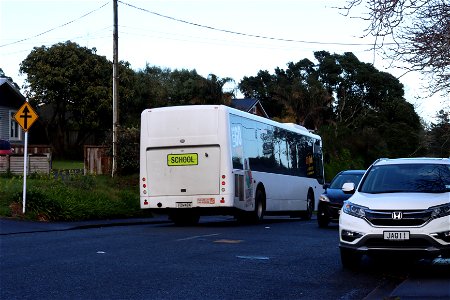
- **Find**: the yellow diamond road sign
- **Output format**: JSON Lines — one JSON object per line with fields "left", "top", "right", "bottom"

{"left": 14, "top": 102, "right": 38, "bottom": 132}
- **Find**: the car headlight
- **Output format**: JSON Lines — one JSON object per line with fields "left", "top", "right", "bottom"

{"left": 342, "top": 201, "right": 367, "bottom": 218}
{"left": 430, "top": 203, "right": 450, "bottom": 219}
{"left": 319, "top": 194, "right": 329, "bottom": 202}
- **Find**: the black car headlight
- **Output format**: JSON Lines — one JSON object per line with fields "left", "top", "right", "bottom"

{"left": 319, "top": 194, "right": 330, "bottom": 202}
{"left": 342, "top": 201, "right": 367, "bottom": 218}
{"left": 430, "top": 203, "right": 450, "bottom": 219}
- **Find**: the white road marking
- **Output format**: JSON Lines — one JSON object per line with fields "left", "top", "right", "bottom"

{"left": 176, "top": 233, "right": 221, "bottom": 241}
{"left": 236, "top": 255, "right": 269, "bottom": 260}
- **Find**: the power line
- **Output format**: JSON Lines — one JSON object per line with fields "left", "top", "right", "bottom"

{"left": 0, "top": 2, "right": 110, "bottom": 48}
{"left": 118, "top": 0, "right": 396, "bottom": 47}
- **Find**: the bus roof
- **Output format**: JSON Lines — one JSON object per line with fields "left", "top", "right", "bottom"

{"left": 142, "top": 105, "right": 321, "bottom": 141}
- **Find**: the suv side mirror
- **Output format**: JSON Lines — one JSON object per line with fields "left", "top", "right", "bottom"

{"left": 342, "top": 182, "right": 355, "bottom": 194}
{"left": 323, "top": 183, "right": 330, "bottom": 190}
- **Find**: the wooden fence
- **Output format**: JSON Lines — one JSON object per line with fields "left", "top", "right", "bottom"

{"left": 0, "top": 154, "right": 51, "bottom": 175}
{"left": 0, "top": 145, "right": 111, "bottom": 176}
{"left": 84, "top": 145, "right": 111, "bottom": 175}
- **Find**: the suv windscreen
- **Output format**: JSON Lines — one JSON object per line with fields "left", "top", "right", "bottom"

{"left": 329, "top": 173, "right": 363, "bottom": 189}
{"left": 360, "top": 163, "right": 450, "bottom": 194}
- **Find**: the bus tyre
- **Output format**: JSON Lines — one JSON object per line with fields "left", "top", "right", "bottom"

{"left": 250, "top": 189, "right": 265, "bottom": 223}
{"left": 300, "top": 192, "right": 314, "bottom": 220}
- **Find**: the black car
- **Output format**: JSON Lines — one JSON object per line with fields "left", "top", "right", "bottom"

{"left": 317, "top": 170, "right": 365, "bottom": 228}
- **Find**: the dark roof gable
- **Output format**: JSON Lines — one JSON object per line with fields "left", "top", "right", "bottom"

{"left": 230, "top": 98, "right": 269, "bottom": 118}
{"left": 0, "top": 78, "right": 25, "bottom": 108}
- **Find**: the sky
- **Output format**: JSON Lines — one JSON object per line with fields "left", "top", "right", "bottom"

{"left": 1, "top": 0, "right": 448, "bottom": 123}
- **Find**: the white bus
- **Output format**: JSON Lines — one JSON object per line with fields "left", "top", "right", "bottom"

{"left": 140, "top": 105, "right": 325, "bottom": 225}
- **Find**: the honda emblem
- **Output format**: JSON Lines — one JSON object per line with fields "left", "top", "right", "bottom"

{"left": 392, "top": 211, "right": 403, "bottom": 220}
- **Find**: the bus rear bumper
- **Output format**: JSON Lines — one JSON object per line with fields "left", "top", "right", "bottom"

{"left": 140, "top": 194, "right": 234, "bottom": 210}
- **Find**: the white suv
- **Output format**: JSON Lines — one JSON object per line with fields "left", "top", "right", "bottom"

{"left": 339, "top": 158, "right": 450, "bottom": 268}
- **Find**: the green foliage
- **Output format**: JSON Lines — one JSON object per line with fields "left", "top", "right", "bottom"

{"left": 241, "top": 50, "right": 425, "bottom": 169}
{"left": 19, "top": 41, "right": 137, "bottom": 159}
{"left": 20, "top": 41, "right": 113, "bottom": 157}
{"left": 0, "top": 175, "right": 152, "bottom": 221}
{"left": 427, "top": 110, "right": 450, "bottom": 157}
{"left": 52, "top": 160, "right": 84, "bottom": 170}
{"left": 131, "top": 64, "right": 233, "bottom": 117}
{"left": 323, "top": 149, "right": 365, "bottom": 182}
{"left": 117, "top": 127, "right": 140, "bottom": 175}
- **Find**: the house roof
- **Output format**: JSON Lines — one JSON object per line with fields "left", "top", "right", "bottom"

{"left": 0, "top": 78, "right": 25, "bottom": 108}
{"left": 231, "top": 98, "right": 259, "bottom": 112}
{"left": 230, "top": 98, "right": 269, "bottom": 118}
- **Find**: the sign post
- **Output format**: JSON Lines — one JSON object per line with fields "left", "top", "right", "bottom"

{"left": 13, "top": 102, "right": 39, "bottom": 214}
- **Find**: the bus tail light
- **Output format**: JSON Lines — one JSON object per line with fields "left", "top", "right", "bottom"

{"left": 142, "top": 177, "right": 149, "bottom": 196}
{"left": 221, "top": 175, "right": 226, "bottom": 192}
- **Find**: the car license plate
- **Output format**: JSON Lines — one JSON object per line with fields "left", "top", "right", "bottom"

{"left": 176, "top": 202, "right": 192, "bottom": 208}
{"left": 383, "top": 231, "right": 410, "bottom": 240}
{"left": 167, "top": 153, "right": 198, "bottom": 166}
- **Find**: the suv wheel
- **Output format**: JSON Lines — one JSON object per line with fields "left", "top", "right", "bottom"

{"left": 317, "top": 211, "right": 329, "bottom": 228}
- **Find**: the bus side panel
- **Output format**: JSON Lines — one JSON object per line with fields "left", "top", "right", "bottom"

{"left": 251, "top": 172, "right": 309, "bottom": 211}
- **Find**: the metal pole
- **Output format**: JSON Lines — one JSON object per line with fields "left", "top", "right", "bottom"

{"left": 112, "top": 0, "right": 119, "bottom": 177}
{"left": 22, "top": 131, "right": 28, "bottom": 214}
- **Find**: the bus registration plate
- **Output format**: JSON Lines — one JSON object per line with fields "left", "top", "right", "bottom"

{"left": 176, "top": 202, "right": 192, "bottom": 208}
{"left": 383, "top": 231, "right": 409, "bottom": 240}
{"left": 167, "top": 153, "right": 198, "bottom": 166}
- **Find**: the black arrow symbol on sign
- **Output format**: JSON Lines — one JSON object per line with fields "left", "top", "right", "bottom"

{"left": 20, "top": 106, "right": 33, "bottom": 130}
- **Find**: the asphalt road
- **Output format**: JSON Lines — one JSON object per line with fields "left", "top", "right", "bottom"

{"left": 1, "top": 216, "right": 449, "bottom": 299}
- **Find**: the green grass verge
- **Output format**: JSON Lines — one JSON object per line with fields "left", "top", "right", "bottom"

{"left": 52, "top": 160, "right": 84, "bottom": 170}
{"left": 0, "top": 174, "right": 153, "bottom": 221}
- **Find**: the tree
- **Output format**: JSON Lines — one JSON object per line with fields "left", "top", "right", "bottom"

{"left": 315, "top": 51, "right": 424, "bottom": 165}
{"left": 239, "top": 70, "right": 283, "bottom": 118}
{"left": 239, "top": 61, "right": 331, "bottom": 128}
{"left": 20, "top": 41, "right": 113, "bottom": 157}
{"left": 201, "top": 74, "right": 234, "bottom": 105}
{"left": 240, "top": 51, "right": 424, "bottom": 167}
{"left": 342, "top": 0, "right": 450, "bottom": 94}
{"left": 133, "top": 64, "right": 234, "bottom": 111}
{"left": 427, "top": 109, "right": 450, "bottom": 157}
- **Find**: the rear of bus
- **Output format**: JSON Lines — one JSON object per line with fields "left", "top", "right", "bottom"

{"left": 139, "top": 105, "right": 234, "bottom": 222}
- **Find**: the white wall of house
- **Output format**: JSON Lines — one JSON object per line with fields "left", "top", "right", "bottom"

{"left": 0, "top": 106, "right": 23, "bottom": 142}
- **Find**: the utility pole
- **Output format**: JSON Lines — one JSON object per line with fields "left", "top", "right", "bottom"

{"left": 112, "top": 0, "right": 119, "bottom": 177}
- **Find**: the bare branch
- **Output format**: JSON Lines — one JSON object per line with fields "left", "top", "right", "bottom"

{"left": 342, "top": 0, "right": 450, "bottom": 94}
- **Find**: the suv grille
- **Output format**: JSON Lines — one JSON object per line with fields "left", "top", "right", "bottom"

{"left": 365, "top": 210, "right": 432, "bottom": 226}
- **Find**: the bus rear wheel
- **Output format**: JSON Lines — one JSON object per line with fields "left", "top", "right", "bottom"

{"left": 300, "top": 192, "right": 314, "bottom": 220}
{"left": 250, "top": 189, "right": 265, "bottom": 223}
